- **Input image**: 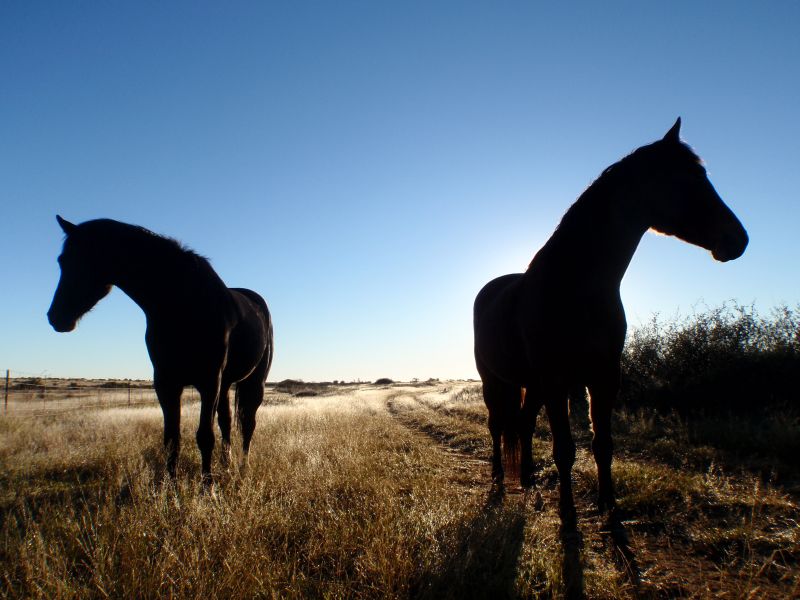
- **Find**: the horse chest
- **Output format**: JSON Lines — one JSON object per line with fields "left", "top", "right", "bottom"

{"left": 144, "top": 320, "right": 229, "bottom": 373}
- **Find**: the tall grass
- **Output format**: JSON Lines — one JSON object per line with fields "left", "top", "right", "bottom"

{"left": 2, "top": 304, "right": 799, "bottom": 599}
{"left": 0, "top": 389, "right": 546, "bottom": 599}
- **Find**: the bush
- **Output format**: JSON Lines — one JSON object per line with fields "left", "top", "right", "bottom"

{"left": 620, "top": 303, "right": 799, "bottom": 417}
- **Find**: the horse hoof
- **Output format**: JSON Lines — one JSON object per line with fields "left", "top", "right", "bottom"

{"left": 200, "top": 474, "right": 215, "bottom": 496}
{"left": 597, "top": 497, "right": 617, "bottom": 516}
{"left": 487, "top": 484, "right": 505, "bottom": 505}
{"left": 559, "top": 524, "right": 582, "bottom": 547}
{"left": 526, "top": 490, "right": 544, "bottom": 511}
{"left": 600, "top": 508, "right": 626, "bottom": 536}
{"left": 491, "top": 468, "right": 504, "bottom": 485}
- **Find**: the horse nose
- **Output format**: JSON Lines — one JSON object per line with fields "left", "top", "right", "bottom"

{"left": 713, "top": 224, "right": 748, "bottom": 262}
{"left": 47, "top": 309, "right": 75, "bottom": 332}
{"left": 736, "top": 228, "right": 749, "bottom": 256}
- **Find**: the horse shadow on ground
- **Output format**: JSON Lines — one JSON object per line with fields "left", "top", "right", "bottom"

{"left": 409, "top": 481, "right": 644, "bottom": 599}
{"left": 413, "top": 486, "right": 637, "bottom": 600}
{"left": 599, "top": 512, "right": 642, "bottom": 593}
{"left": 560, "top": 508, "right": 641, "bottom": 600}
{"left": 413, "top": 487, "right": 527, "bottom": 599}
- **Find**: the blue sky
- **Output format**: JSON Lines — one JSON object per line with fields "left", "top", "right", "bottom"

{"left": 1, "top": 2, "right": 798, "bottom": 381}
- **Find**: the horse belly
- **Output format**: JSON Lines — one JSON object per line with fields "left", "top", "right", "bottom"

{"left": 145, "top": 323, "right": 230, "bottom": 386}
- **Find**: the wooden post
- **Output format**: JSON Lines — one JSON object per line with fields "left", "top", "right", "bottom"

{"left": 128, "top": 381, "right": 131, "bottom": 406}
{"left": 4, "top": 370, "right": 8, "bottom": 413}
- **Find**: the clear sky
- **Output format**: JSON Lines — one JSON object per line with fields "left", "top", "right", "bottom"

{"left": 1, "top": 2, "right": 798, "bottom": 382}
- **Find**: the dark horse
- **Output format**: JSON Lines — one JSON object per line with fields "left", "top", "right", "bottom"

{"left": 473, "top": 119, "right": 748, "bottom": 525}
{"left": 48, "top": 217, "right": 273, "bottom": 489}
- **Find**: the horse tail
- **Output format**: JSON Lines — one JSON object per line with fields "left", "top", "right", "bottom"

{"left": 501, "top": 387, "right": 524, "bottom": 480}
{"left": 263, "top": 313, "right": 274, "bottom": 377}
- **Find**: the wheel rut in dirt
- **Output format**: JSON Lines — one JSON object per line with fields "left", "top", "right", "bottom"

{"left": 385, "top": 389, "right": 490, "bottom": 482}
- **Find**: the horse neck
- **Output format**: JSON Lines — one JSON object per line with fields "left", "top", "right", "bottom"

{"left": 530, "top": 179, "right": 649, "bottom": 290}
{"left": 103, "top": 235, "right": 205, "bottom": 320}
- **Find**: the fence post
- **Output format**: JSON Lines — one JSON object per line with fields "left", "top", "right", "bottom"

{"left": 4, "top": 370, "right": 8, "bottom": 413}
{"left": 128, "top": 381, "right": 131, "bottom": 406}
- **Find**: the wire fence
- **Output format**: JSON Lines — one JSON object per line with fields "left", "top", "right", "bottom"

{"left": 2, "top": 370, "right": 398, "bottom": 417}
{"left": 2, "top": 370, "right": 199, "bottom": 416}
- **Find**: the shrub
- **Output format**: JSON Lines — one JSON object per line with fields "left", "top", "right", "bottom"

{"left": 620, "top": 303, "right": 799, "bottom": 417}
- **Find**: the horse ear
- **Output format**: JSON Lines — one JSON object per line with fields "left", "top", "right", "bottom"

{"left": 663, "top": 117, "right": 682, "bottom": 143}
{"left": 56, "top": 215, "right": 76, "bottom": 235}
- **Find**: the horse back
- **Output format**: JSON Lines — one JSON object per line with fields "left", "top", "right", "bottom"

{"left": 230, "top": 288, "right": 269, "bottom": 320}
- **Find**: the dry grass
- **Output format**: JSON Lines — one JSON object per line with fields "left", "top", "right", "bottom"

{"left": 1, "top": 382, "right": 798, "bottom": 599}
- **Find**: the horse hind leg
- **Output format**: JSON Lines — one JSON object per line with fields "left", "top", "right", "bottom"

{"left": 519, "top": 387, "right": 542, "bottom": 489}
{"left": 216, "top": 383, "right": 233, "bottom": 468}
{"left": 236, "top": 371, "right": 266, "bottom": 470}
{"left": 481, "top": 377, "right": 524, "bottom": 486}
{"left": 487, "top": 409, "right": 506, "bottom": 485}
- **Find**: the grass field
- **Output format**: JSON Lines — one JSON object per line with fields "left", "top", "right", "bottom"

{"left": 1, "top": 381, "right": 798, "bottom": 598}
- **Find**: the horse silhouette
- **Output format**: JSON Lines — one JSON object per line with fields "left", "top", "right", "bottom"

{"left": 473, "top": 119, "right": 748, "bottom": 525}
{"left": 48, "top": 217, "right": 273, "bottom": 489}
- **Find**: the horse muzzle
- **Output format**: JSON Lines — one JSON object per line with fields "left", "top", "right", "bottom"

{"left": 712, "top": 226, "right": 749, "bottom": 262}
{"left": 47, "top": 311, "right": 76, "bottom": 333}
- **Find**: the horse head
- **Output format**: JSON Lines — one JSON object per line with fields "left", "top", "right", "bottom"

{"left": 47, "top": 215, "right": 112, "bottom": 332}
{"left": 642, "top": 118, "right": 748, "bottom": 262}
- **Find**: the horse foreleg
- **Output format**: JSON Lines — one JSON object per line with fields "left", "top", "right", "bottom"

{"left": 546, "top": 394, "right": 577, "bottom": 528}
{"left": 155, "top": 379, "right": 183, "bottom": 479}
{"left": 588, "top": 380, "right": 617, "bottom": 514}
{"left": 196, "top": 379, "right": 221, "bottom": 491}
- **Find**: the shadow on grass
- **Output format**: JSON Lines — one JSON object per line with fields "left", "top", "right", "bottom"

{"left": 559, "top": 524, "right": 586, "bottom": 600}
{"left": 601, "top": 511, "right": 642, "bottom": 594}
{"left": 561, "top": 510, "right": 641, "bottom": 599}
{"left": 414, "top": 488, "right": 526, "bottom": 599}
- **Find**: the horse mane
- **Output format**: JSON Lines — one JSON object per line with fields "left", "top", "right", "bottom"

{"left": 124, "top": 222, "right": 209, "bottom": 265}
{"left": 74, "top": 219, "right": 216, "bottom": 275}
{"left": 529, "top": 139, "right": 703, "bottom": 270}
